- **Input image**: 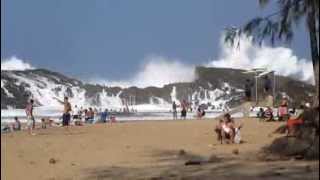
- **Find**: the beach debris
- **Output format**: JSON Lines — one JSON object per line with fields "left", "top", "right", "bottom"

{"left": 272, "top": 172, "right": 282, "bottom": 176}
{"left": 294, "top": 155, "right": 304, "bottom": 160}
{"left": 232, "top": 149, "right": 239, "bottom": 155}
{"left": 178, "top": 149, "right": 186, "bottom": 156}
{"left": 185, "top": 160, "right": 202, "bottom": 166}
{"left": 149, "top": 176, "right": 164, "bottom": 180}
{"left": 49, "top": 158, "right": 57, "bottom": 164}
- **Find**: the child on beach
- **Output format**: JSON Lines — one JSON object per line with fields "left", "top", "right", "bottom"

{"left": 172, "top": 101, "right": 178, "bottom": 120}
{"left": 278, "top": 96, "right": 289, "bottom": 121}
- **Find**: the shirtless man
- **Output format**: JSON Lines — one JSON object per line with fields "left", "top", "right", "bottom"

{"left": 62, "top": 97, "right": 72, "bottom": 128}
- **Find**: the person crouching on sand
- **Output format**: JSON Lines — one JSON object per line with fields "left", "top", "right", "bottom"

{"left": 221, "top": 113, "right": 235, "bottom": 143}
{"left": 62, "top": 97, "right": 72, "bottom": 128}
{"left": 25, "top": 99, "right": 36, "bottom": 135}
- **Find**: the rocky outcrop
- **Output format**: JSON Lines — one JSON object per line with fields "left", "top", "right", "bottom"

{"left": 1, "top": 67, "right": 315, "bottom": 109}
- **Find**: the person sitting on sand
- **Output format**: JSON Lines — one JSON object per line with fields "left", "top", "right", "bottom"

{"left": 264, "top": 106, "right": 274, "bottom": 121}
{"left": 257, "top": 108, "right": 265, "bottom": 119}
{"left": 12, "top": 116, "right": 21, "bottom": 131}
{"left": 286, "top": 104, "right": 306, "bottom": 136}
{"left": 41, "top": 118, "right": 54, "bottom": 129}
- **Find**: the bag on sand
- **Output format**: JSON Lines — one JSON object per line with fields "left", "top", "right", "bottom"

{"left": 234, "top": 128, "right": 241, "bottom": 144}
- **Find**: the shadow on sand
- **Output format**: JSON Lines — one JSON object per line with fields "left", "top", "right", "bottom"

{"left": 80, "top": 149, "right": 319, "bottom": 180}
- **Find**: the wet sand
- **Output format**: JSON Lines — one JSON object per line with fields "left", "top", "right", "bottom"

{"left": 1, "top": 118, "right": 319, "bottom": 180}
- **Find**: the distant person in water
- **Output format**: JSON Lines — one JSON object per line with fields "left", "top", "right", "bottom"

{"left": 181, "top": 106, "right": 187, "bottom": 120}
{"left": 181, "top": 100, "right": 187, "bottom": 120}
{"left": 25, "top": 99, "right": 36, "bottom": 135}
{"left": 62, "top": 97, "right": 72, "bottom": 127}
{"left": 197, "top": 107, "right": 205, "bottom": 119}
{"left": 100, "top": 109, "right": 109, "bottom": 123}
{"left": 84, "top": 109, "right": 89, "bottom": 123}
{"left": 87, "top": 107, "right": 95, "bottom": 123}
{"left": 172, "top": 101, "right": 178, "bottom": 120}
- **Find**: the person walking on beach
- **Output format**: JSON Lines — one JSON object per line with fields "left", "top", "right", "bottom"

{"left": 25, "top": 99, "right": 36, "bottom": 135}
{"left": 172, "top": 101, "right": 178, "bottom": 120}
{"left": 62, "top": 97, "right": 72, "bottom": 127}
{"left": 182, "top": 100, "right": 188, "bottom": 119}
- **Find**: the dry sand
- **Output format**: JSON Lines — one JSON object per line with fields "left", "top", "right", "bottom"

{"left": 1, "top": 118, "right": 319, "bottom": 180}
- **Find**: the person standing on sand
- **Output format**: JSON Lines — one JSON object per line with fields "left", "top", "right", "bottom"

{"left": 62, "top": 97, "right": 72, "bottom": 127}
{"left": 243, "top": 79, "right": 254, "bottom": 118}
{"left": 181, "top": 100, "right": 187, "bottom": 120}
{"left": 25, "top": 99, "right": 36, "bottom": 135}
{"left": 263, "top": 75, "right": 272, "bottom": 94}
{"left": 172, "top": 101, "right": 178, "bottom": 120}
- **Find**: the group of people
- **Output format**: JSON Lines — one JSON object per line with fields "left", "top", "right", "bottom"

{"left": 73, "top": 106, "right": 111, "bottom": 125}
{"left": 58, "top": 97, "right": 116, "bottom": 127}
{"left": 172, "top": 100, "right": 206, "bottom": 120}
{"left": 3, "top": 97, "right": 117, "bottom": 135}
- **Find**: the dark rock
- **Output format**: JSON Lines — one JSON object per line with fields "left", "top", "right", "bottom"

{"left": 232, "top": 149, "right": 239, "bottom": 155}
{"left": 178, "top": 149, "right": 186, "bottom": 156}
{"left": 49, "top": 158, "right": 57, "bottom": 164}
{"left": 185, "top": 160, "right": 202, "bottom": 166}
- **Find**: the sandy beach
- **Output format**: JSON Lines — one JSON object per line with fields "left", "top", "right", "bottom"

{"left": 1, "top": 118, "right": 319, "bottom": 180}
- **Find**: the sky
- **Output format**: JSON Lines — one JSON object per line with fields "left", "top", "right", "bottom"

{"left": 1, "top": 0, "right": 312, "bottom": 86}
